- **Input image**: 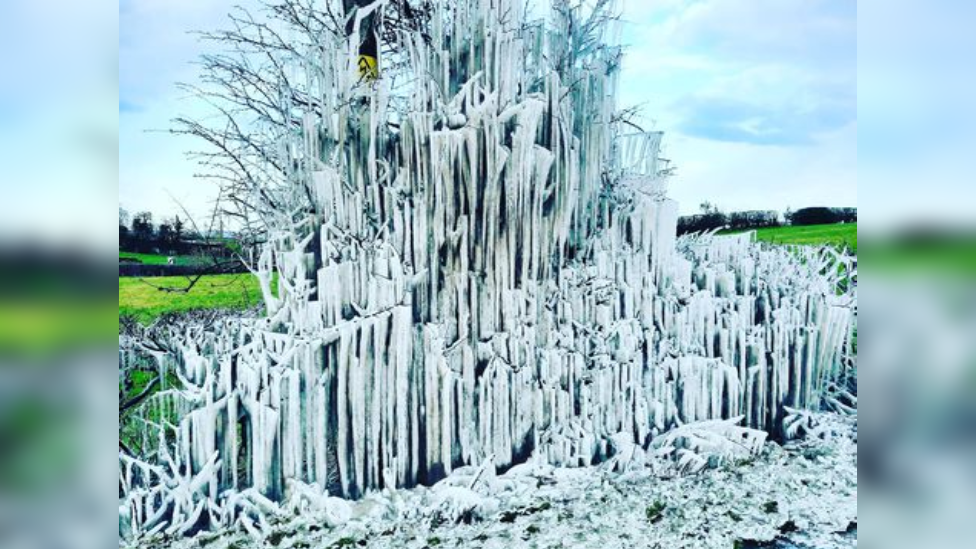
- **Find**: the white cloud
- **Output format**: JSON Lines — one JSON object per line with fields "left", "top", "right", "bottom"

{"left": 666, "top": 122, "right": 856, "bottom": 215}
{"left": 618, "top": 0, "right": 856, "bottom": 214}
{"left": 625, "top": 0, "right": 854, "bottom": 63}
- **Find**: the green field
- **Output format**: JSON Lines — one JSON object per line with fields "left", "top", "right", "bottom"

{"left": 119, "top": 274, "right": 269, "bottom": 323}
{"left": 119, "top": 252, "right": 210, "bottom": 266}
{"left": 725, "top": 223, "right": 976, "bottom": 277}
{"left": 727, "top": 223, "right": 857, "bottom": 252}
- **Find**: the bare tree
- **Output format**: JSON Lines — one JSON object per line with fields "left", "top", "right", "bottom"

{"left": 171, "top": 0, "right": 634, "bottom": 300}
{"left": 171, "top": 0, "right": 434, "bottom": 236}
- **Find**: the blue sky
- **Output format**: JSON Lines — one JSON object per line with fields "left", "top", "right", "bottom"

{"left": 118, "top": 0, "right": 857, "bottom": 224}
{"left": 617, "top": 0, "right": 856, "bottom": 216}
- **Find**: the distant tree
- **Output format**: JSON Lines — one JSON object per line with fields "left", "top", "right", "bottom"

{"left": 181, "top": 228, "right": 204, "bottom": 241}
{"left": 157, "top": 223, "right": 176, "bottom": 254}
{"left": 172, "top": 216, "right": 186, "bottom": 254}
{"left": 680, "top": 207, "right": 787, "bottom": 235}
{"left": 173, "top": 216, "right": 185, "bottom": 241}
{"left": 119, "top": 207, "right": 130, "bottom": 229}
{"left": 791, "top": 207, "right": 838, "bottom": 226}
{"left": 834, "top": 207, "right": 857, "bottom": 224}
{"left": 788, "top": 207, "right": 857, "bottom": 226}
{"left": 728, "top": 210, "right": 780, "bottom": 230}
{"left": 132, "top": 212, "right": 155, "bottom": 252}
{"left": 678, "top": 206, "right": 730, "bottom": 235}
{"left": 120, "top": 224, "right": 131, "bottom": 250}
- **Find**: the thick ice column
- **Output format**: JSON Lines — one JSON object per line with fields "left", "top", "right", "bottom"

{"left": 392, "top": 304, "right": 413, "bottom": 487}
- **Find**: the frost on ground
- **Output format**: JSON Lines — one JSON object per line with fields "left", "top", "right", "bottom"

{"left": 140, "top": 413, "right": 855, "bottom": 549}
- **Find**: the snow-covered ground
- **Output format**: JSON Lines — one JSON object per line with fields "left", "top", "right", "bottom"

{"left": 148, "top": 413, "right": 855, "bottom": 549}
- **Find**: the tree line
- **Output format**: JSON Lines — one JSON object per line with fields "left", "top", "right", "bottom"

{"left": 678, "top": 204, "right": 857, "bottom": 236}
{"left": 118, "top": 207, "right": 229, "bottom": 256}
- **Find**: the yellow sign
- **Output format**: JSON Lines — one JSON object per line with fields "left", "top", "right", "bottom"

{"left": 357, "top": 55, "right": 379, "bottom": 81}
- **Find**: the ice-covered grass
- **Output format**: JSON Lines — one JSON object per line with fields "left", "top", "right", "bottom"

{"left": 144, "top": 412, "right": 855, "bottom": 549}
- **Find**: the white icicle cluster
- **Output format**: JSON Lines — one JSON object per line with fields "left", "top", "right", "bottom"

{"left": 119, "top": 0, "right": 856, "bottom": 543}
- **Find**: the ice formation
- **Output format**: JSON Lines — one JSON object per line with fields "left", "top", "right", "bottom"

{"left": 119, "top": 0, "right": 856, "bottom": 543}
{"left": 137, "top": 411, "right": 858, "bottom": 549}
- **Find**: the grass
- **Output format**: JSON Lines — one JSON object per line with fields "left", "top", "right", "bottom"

{"left": 725, "top": 223, "right": 857, "bottom": 252}
{"left": 119, "top": 274, "right": 270, "bottom": 323}
{"left": 119, "top": 252, "right": 209, "bottom": 266}
{"left": 119, "top": 365, "right": 184, "bottom": 456}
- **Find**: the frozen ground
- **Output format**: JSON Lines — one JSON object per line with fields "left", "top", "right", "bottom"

{"left": 141, "top": 413, "right": 856, "bottom": 549}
